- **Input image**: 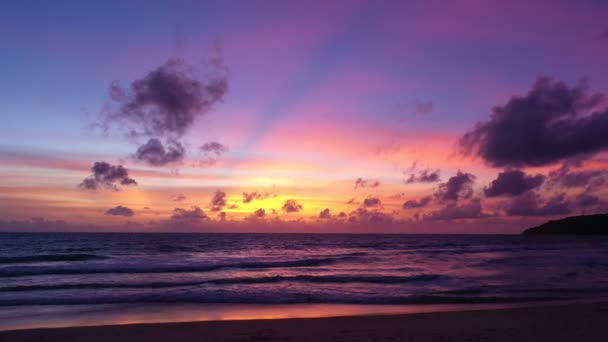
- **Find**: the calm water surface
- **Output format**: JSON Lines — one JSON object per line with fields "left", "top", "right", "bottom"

{"left": 1, "top": 233, "right": 607, "bottom": 307}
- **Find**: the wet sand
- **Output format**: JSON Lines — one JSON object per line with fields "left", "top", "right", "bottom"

{"left": 1, "top": 302, "right": 607, "bottom": 341}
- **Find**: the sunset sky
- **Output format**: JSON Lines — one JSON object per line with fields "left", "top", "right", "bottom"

{"left": 1, "top": 0, "right": 608, "bottom": 233}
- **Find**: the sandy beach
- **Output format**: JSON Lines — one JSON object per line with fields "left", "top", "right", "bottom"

{"left": 1, "top": 302, "right": 606, "bottom": 341}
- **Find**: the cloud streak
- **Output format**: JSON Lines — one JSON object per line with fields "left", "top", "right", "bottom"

{"left": 242, "top": 191, "right": 274, "bottom": 203}
{"left": 405, "top": 169, "right": 440, "bottom": 184}
{"left": 354, "top": 178, "right": 380, "bottom": 189}
{"left": 548, "top": 165, "right": 605, "bottom": 189}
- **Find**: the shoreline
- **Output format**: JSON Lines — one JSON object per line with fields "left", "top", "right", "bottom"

{"left": 0, "top": 301, "right": 543, "bottom": 332}
{"left": 1, "top": 301, "right": 607, "bottom": 341}
{"left": 4, "top": 298, "right": 600, "bottom": 332}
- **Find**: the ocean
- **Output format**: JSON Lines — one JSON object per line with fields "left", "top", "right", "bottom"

{"left": 1, "top": 233, "right": 607, "bottom": 329}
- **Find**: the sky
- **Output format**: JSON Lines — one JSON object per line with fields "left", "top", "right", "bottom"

{"left": 1, "top": 0, "right": 608, "bottom": 233}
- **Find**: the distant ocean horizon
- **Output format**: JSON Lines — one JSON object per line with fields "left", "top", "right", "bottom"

{"left": 1, "top": 232, "right": 607, "bottom": 329}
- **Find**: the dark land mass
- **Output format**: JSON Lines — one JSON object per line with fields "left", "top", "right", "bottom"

{"left": 523, "top": 213, "right": 608, "bottom": 235}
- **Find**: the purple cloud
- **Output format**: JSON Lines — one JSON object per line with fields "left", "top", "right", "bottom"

{"left": 210, "top": 190, "right": 227, "bottom": 211}
{"left": 548, "top": 165, "right": 606, "bottom": 189}
{"left": 484, "top": 170, "right": 545, "bottom": 197}
{"left": 348, "top": 208, "right": 393, "bottom": 224}
{"left": 242, "top": 191, "right": 274, "bottom": 203}
{"left": 101, "top": 57, "right": 229, "bottom": 167}
{"left": 104, "top": 58, "right": 228, "bottom": 139}
{"left": 199, "top": 141, "right": 229, "bottom": 165}
{"left": 405, "top": 169, "right": 440, "bottom": 184}
{"left": 402, "top": 196, "right": 432, "bottom": 209}
{"left": 363, "top": 196, "right": 382, "bottom": 207}
{"left": 354, "top": 178, "right": 380, "bottom": 189}
{"left": 506, "top": 192, "right": 572, "bottom": 217}
{"left": 435, "top": 171, "right": 475, "bottom": 202}
{"left": 218, "top": 212, "right": 227, "bottom": 222}
{"left": 133, "top": 138, "right": 184, "bottom": 166}
{"left": 171, "top": 206, "right": 207, "bottom": 220}
{"left": 200, "top": 141, "right": 229, "bottom": 156}
{"left": 252, "top": 208, "right": 266, "bottom": 218}
{"left": 460, "top": 76, "right": 608, "bottom": 167}
{"left": 78, "top": 162, "right": 137, "bottom": 191}
{"left": 319, "top": 208, "right": 331, "bottom": 219}
{"left": 282, "top": 199, "right": 303, "bottom": 213}
{"left": 105, "top": 205, "right": 135, "bottom": 217}
{"left": 424, "top": 199, "right": 485, "bottom": 221}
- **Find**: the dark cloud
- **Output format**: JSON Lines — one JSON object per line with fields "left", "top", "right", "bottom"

{"left": 282, "top": 199, "right": 303, "bottom": 213}
{"left": 484, "top": 170, "right": 545, "bottom": 197}
{"left": 405, "top": 169, "right": 440, "bottom": 184}
{"left": 252, "top": 208, "right": 266, "bottom": 218}
{"left": 105, "top": 205, "right": 135, "bottom": 217}
{"left": 171, "top": 206, "right": 207, "bottom": 220}
{"left": 242, "top": 191, "right": 273, "bottom": 203}
{"left": 104, "top": 58, "right": 228, "bottom": 139}
{"left": 78, "top": 162, "right": 137, "bottom": 191}
{"left": 242, "top": 192, "right": 260, "bottom": 203}
{"left": 337, "top": 212, "right": 347, "bottom": 218}
{"left": 402, "top": 196, "right": 432, "bottom": 209}
{"left": 354, "top": 178, "right": 380, "bottom": 189}
{"left": 548, "top": 165, "right": 605, "bottom": 189}
{"left": 346, "top": 198, "right": 357, "bottom": 205}
{"left": 363, "top": 197, "right": 382, "bottom": 207}
{"left": 210, "top": 190, "right": 227, "bottom": 211}
{"left": 424, "top": 199, "right": 485, "bottom": 221}
{"left": 319, "top": 208, "right": 331, "bottom": 219}
{"left": 435, "top": 171, "right": 475, "bottom": 202}
{"left": 133, "top": 138, "right": 184, "bottom": 166}
{"left": 101, "top": 57, "right": 229, "bottom": 167}
{"left": 218, "top": 212, "right": 227, "bottom": 222}
{"left": 576, "top": 192, "right": 600, "bottom": 208}
{"left": 348, "top": 208, "right": 394, "bottom": 224}
{"left": 506, "top": 192, "right": 572, "bottom": 217}
{"left": 573, "top": 192, "right": 608, "bottom": 214}
{"left": 172, "top": 194, "right": 187, "bottom": 202}
{"left": 460, "top": 76, "right": 608, "bottom": 167}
